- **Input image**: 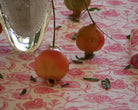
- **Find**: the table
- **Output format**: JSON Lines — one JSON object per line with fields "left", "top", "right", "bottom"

{"left": 0, "top": 0, "right": 138, "bottom": 110}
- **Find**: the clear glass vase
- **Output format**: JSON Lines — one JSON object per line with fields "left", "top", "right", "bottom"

{"left": 0, "top": 0, "right": 51, "bottom": 52}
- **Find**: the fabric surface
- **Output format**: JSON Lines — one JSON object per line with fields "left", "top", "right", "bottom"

{"left": 0, "top": 0, "right": 138, "bottom": 110}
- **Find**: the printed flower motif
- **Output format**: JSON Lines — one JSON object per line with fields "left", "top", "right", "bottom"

{"left": 18, "top": 54, "right": 35, "bottom": 61}
{"left": 12, "top": 92, "right": 32, "bottom": 100}
{"left": 0, "top": 46, "right": 12, "bottom": 55}
{"left": 100, "top": 9, "right": 120, "bottom": 17}
{"left": 65, "top": 32, "right": 77, "bottom": 40}
{"left": 7, "top": 73, "right": 30, "bottom": 81}
{"left": 135, "top": 8, "right": 138, "bottom": 14}
{"left": 0, "top": 84, "right": 5, "bottom": 93}
{"left": 113, "top": 70, "right": 137, "bottom": 76}
{"left": 131, "top": 18, "right": 138, "bottom": 25}
{"left": 96, "top": 22, "right": 110, "bottom": 28}
{"left": 68, "top": 68, "right": 85, "bottom": 77}
{"left": 84, "top": 94, "right": 112, "bottom": 104}
{"left": 111, "top": 79, "right": 128, "bottom": 89}
{"left": 112, "top": 34, "right": 127, "bottom": 40}
{"left": 63, "top": 106, "right": 79, "bottom": 110}
{"left": 0, "top": 102, "right": 8, "bottom": 110}
{"left": 93, "top": 74, "right": 113, "bottom": 81}
{"left": 106, "top": 0, "right": 126, "bottom": 6}
{"left": 22, "top": 62, "right": 34, "bottom": 70}
{"left": 128, "top": 0, "right": 138, "bottom": 3}
{"left": 61, "top": 44, "right": 79, "bottom": 51}
{"left": 34, "top": 86, "right": 59, "bottom": 94}
{"left": 104, "top": 43, "right": 125, "bottom": 52}
{"left": 60, "top": 10, "right": 71, "bottom": 16}
{"left": 23, "top": 98, "right": 46, "bottom": 109}
{"left": 85, "top": 57, "right": 111, "bottom": 66}
{"left": 28, "top": 62, "right": 34, "bottom": 69}
{"left": 0, "top": 61, "right": 6, "bottom": 68}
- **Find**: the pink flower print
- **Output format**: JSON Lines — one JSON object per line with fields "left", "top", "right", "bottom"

{"left": 104, "top": 43, "right": 125, "bottom": 52}
{"left": 111, "top": 79, "right": 128, "bottom": 89}
{"left": 12, "top": 92, "right": 32, "bottom": 100}
{"left": 34, "top": 86, "right": 59, "bottom": 94}
{"left": 18, "top": 54, "right": 35, "bottom": 61}
{"left": 0, "top": 84, "right": 5, "bottom": 93}
{"left": 113, "top": 69, "right": 137, "bottom": 76}
{"left": 65, "top": 32, "right": 76, "bottom": 40}
{"left": 0, "top": 102, "right": 8, "bottom": 110}
{"left": 135, "top": 8, "right": 138, "bottom": 14}
{"left": 68, "top": 68, "right": 85, "bottom": 77}
{"left": 112, "top": 34, "right": 127, "bottom": 40}
{"left": 0, "top": 61, "right": 6, "bottom": 68}
{"left": 84, "top": 94, "right": 112, "bottom": 104}
{"left": 22, "top": 62, "right": 34, "bottom": 70}
{"left": 132, "top": 18, "right": 138, "bottom": 25}
{"left": 61, "top": 44, "right": 79, "bottom": 51}
{"left": 96, "top": 22, "right": 110, "bottom": 28}
{"left": 101, "top": 9, "right": 120, "bottom": 17}
{"left": 7, "top": 73, "right": 30, "bottom": 82}
{"left": 23, "top": 98, "right": 46, "bottom": 109}
{"left": 128, "top": 0, "right": 138, "bottom": 3}
{"left": 29, "top": 62, "right": 34, "bottom": 69}
{"left": 60, "top": 10, "right": 71, "bottom": 16}
{"left": 63, "top": 106, "right": 79, "bottom": 110}
{"left": 106, "top": 0, "right": 126, "bottom": 6}
{"left": 0, "top": 46, "right": 12, "bottom": 55}
{"left": 0, "top": 61, "right": 15, "bottom": 71}
{"left": 85, "top": 57, "right": 111, "bottom": 66}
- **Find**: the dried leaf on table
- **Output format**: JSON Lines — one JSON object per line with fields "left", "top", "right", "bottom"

{"left": 124, "top": 64, "right": 131, "bottom": 69}
{"left": 126, "top": 35, "right": 131, "bottom": 40}
{"left": 61, "top": 83, "right": 70, "bottom": 88}
{"left": 101, "top": 78, "right": 111, "bottom": 90}
{"left": 88, "top": 7, "right": 100, "bottom": 11}
{"left": 30, "top": 75, "right": 37, "bottom": 82}
{"left": 83, "top": 77, "right": 100, "bottom": 81}
{"left": 0, "top": 73, "right": 3, "bottom": 79}
{"left": 20, "top": 89, "right": 27, "bottom": 95}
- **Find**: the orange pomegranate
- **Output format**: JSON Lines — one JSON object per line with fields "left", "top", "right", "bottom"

{"left": 34, "top": 48, "right": 69, "bottom": 86}
{"left": 64, "top": 0, "right": 91, "bottom": 18}
{"left": 76, "top": 24, "right": 105, "bottom": 58}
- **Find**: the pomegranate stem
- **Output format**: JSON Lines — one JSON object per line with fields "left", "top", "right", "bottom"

{"left": 51, "top": 0, "right": 56, "bottom": 48}
{"left": 83, "top": 0, "right": 95, "bottom": 25}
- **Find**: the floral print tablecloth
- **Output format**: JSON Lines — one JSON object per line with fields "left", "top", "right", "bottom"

{"left": 0, "top": 0, "right": 138, "bottom": 110}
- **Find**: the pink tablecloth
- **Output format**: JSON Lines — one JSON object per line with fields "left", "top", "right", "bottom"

{"left": 0, "top": 0, "right": 138, "bottom": 110}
